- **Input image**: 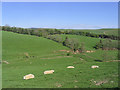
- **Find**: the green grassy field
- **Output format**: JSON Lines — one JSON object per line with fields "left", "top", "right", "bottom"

{"left": 61, "top": 29, "right": 118, "bottom": 36}
{"left": 78, "top": 29, "right": 118, "bottom": 36}
{"left": 2, "top": 31, "right": 118, "bottom": 88}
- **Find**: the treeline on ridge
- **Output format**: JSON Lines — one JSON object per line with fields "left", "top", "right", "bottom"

{"left": 1, "top": 26, "right": 119, "bottom": 40}
{"left": 1, "top": 26, "right": 119, "bottom": 51}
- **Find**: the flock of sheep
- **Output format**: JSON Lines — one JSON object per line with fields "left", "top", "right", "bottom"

{"left": 23, "top": 65, "right": 99, "bottom": 80}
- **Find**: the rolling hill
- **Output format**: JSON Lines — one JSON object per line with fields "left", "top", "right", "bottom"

{"left": 2, "top": 31, "right": 118, "bottom": 88}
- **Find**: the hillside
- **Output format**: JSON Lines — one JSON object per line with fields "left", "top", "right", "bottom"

{"left": 2, "top": 31, "right": 118, "bottom": 88}
{"left": 79, "top": 29, "right": 118, "bottom": 36}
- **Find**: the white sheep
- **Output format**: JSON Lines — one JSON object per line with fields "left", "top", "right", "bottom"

{"left": 67, "top": 66, "right": 75, "bottom": 68}
{"left": 91, "top": 65, "right": 99, "bottom": 68}
{"left": 44, "top": 70, "right": 54, "bottom": 74}
{"left": 23, "top": 74, "right": 35, "bottom": 80}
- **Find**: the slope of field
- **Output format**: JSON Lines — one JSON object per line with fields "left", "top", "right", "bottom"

{"left": 60, "top": 34, "right": 118, "bottom": 50}
{"left": 60, "top": 34, "right": 101, "bottom": 50}
{"left": 59, "top": 34, "right": 118, "bottom": 60}
{"left": 2, "top": 31, "right": 118, "bottom": 88}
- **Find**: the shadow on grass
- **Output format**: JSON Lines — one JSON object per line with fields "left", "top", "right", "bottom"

{"left": 94, "top": 59, "right": 103, "bottom": 62}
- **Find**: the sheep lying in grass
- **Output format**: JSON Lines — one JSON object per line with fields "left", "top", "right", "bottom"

{"left": 67, "top": 66, "right": 75, "bottom": 68}
{"left": 23, "top": 74, "right": 35, "bottom": 80}
{"left": 2, "top": 60, "right": 9, "bottom": 64}
{"left": 44, "top": 70, "right": 54, "bottom": 74}
{"left": 91, "top": 65, "right": 99, "bottom": 68}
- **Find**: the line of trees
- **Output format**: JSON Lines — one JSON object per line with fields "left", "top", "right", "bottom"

{"left": 1, "top": 26, "right": 83, "bottom": 52}
{"left": 1, "top": 26, "right": 61, "bottom": 36}
{"left": 1, "top": 25, "right": 119, "bottom": 51}
{"left": 1, "top": 26, "right": 120, "bottom": 40}
{"left": 64, "top": 30, "right": 120, "bottom": 40}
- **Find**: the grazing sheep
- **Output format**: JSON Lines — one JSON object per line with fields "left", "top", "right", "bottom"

{"left": 91, "top": 65, "right": 99, "bottom": 68}
{"left": 23, "top": 74, "right": 35, "bottom": 80}
{"left": 44, "top": 70, "right": 54, "bottom": 74}
{"left": 67, "top": 66, "right": 75, "bottom": 68}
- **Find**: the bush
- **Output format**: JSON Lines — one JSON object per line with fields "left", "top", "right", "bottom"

{"left": 67, "top": 52, "right": 71, "bottom": 56}
{"left": 94, "top": 39, "right": 118, "bottom": 50}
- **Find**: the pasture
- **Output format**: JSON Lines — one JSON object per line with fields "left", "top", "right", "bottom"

{"left": 76, "top": 29, "right": 118, "bottom": 36}
{"left": 2, "top": 31, "right": 118, "bottom": 88}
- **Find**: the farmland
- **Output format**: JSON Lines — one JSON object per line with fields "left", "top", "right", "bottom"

{"left": 2, "top": 2, "right": 119, "bottom": 88}
{"left": 79, "top": 29, "right": 118, "bottom": 36}
{"left": 60, "top": 28, "right": 118, "bottom": 36}
{"left": 2, "top": 30, "right": 118, "bottom": 88}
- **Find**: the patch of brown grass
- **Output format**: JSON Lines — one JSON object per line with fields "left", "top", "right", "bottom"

{"left": 40, "top": 56, "right": 72, "bottom": 59}
{"left": 55, "top": 82, "right": 62, "bottom": 88}
{"left": 90, "top": 79, "right": 108, "bottom": 86}
{"left": 105, "top": 60, "right": 120, "bottom": 62}
{"left": 24, "top": 52, "right": 30, "bottom": 58}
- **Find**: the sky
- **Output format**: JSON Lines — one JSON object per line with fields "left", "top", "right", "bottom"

{"left": 2, "top": 2, "right": 118, "bottom": 29}
{"left": 1, "top": 0, "right": 120, "bottom": 2}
